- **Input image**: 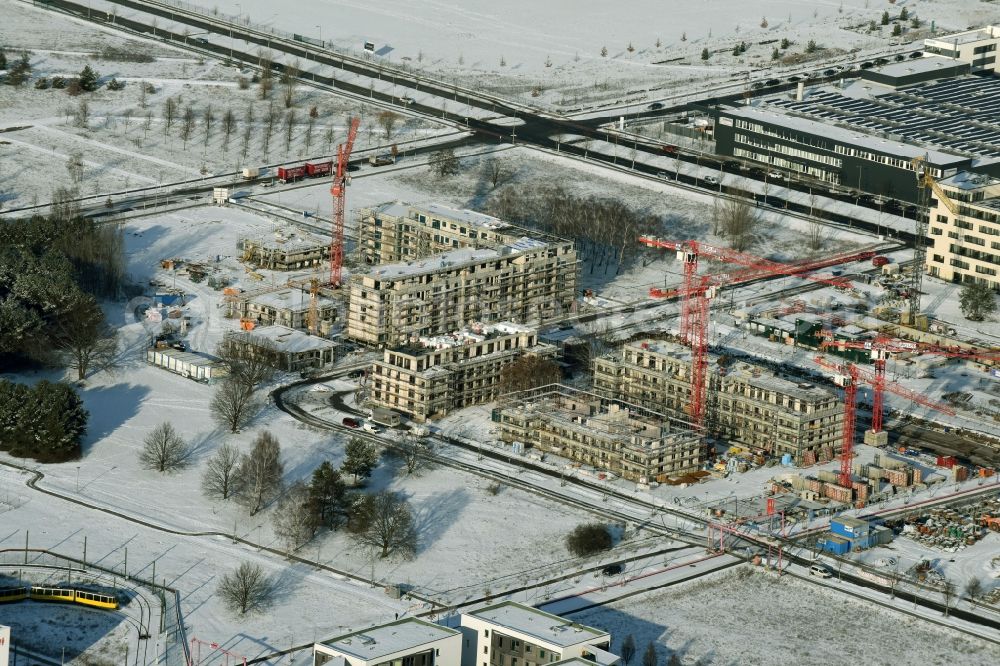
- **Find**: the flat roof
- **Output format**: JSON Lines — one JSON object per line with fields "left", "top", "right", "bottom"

{"left": 832, "top": 516, "right": 870, "bottom": 528}
{"left": 148, "top": 348, "right": 223, "bottom": 367}
{"left": 250, "top": 288, "right": 336, "bottom": 311}
{"left": 318, "top": 618, "right": 459, "bottom": 661}
{"left": 938, "top": 170, "right": 1000, "bottom": 191}
{"left": 245, "top": 325, "right": 337, "bottom": 353}
{"left": 421, "top": 203, "right": 509, "bottom": 230}
{"left": 465, "top": 602, "right": 607, "bottom": 647}
{"left": 373, "top": 201, "right": 412, "bottom": 218}
{"left": 926, "top": 27, "right": 999, "bottom": 46}
{"left": 366, "top": 247, "right": 501, "bottom": 281}
{"left": 721, "top": 105, "right": 967, "bottom": 165}
{"left": 864, "top": 55, "right": 966, "bottom": 80}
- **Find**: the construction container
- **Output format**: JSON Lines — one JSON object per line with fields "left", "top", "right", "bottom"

{"left": 146, "top": 348, "right": 228, "bottom": 383}
{"left": 819, "top": 534, "right": 851, "bottom": 555}
{"left": 831, "top": 516, "right": 870, "bottom": 539}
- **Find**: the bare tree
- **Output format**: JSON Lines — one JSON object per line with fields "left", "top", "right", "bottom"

{"left": 499, "top": 354, "right": 561, "bottom": 395}
{"left": 216, "top": 333, "right": 277, "bottom": 390}
{"left": 283, "top": 110, "right": 296, "bottom": 153}
{"left": 73, "top": 100, "right": 90, "bottom": 128}
{"left": 376, "top": 110, "right": 401, "bottom": 139}
{"left": 241, "top": 123, "right": 253, "bottom": 162}
{"left": 66, "top": 151, "right": 85, "bottom": 185}
{"left": 261, "top": 103, "right": 277, "bottom": 155}
{"left": 162, "top": 96, "right": 178, "bottom": 134}
{"left": 140, "top": 422, "right": 190, "bottom": 472}
{"left": 304, "top": 114, "right": 316, "bottom": 154}
{"left": 395, "top": 436, "right": 433, "bottom": 475}
{"left": 202, "top": 104, "right": 215, "bottom": 147}
{"left": 217, "top": 562, "right": 273, "bottom": 615}
{"left": 324, "top": 125, "right": 335, "bottom": 153}
{"left": 642, "top": 642, "right": 658, "bottom": 666}
{"left": 621, "top": 635, "right": 636, "bottom": 666}
{"left": 122, "top": 108, "right": 133, "bottom": 133}
{"left": 180, "top": 105, "right": 196, "bottom": 148}
{"left": 138, "top": 79, "right": 148, "bottom": 108}
{"left": 237, "top": 431, "right": 284, "bottom": 515}
{"left": 717, "top": 197, "right": 762, "bottom": 251}
{"left": 965, "top": 576, "right": 983, "bottom": 601}
{"left": 202, "top": 441, "right": 243, "bottom": 500}
{"left": 210, "top": 376, "right": 259, "bottom": 433}
{"left": 942, "top": 578, "right": 955, "bottom": 617}
{"left": 281, "top": 59, "right": 299, "bottom": 108}
{"left": 807, "top": 216, "right": 827, "bottom": 251}
{"left": 354, "top": 491, "right": 417, "bottom": 559}
{"left": 485, "top": 157, "right": 513, "bottom": 189}
{"left": 272, "top": 481, "right": 318, "bottom": 551}
{"left": 430, "top": 148, "right": 460, "bottom": 178}
{"left": 221, "top": 108, "right": 236, "bottom": 152}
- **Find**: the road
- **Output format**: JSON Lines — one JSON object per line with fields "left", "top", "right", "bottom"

{"left": 30, "top": 0, "right": 924, "bottom": 241}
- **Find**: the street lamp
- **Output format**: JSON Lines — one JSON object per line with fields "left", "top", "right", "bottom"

{"left": 316, "top": 24, "right": 323, "bottom": 47}
{"left": 76, "top": 466, "right": 80, "bottom": 492}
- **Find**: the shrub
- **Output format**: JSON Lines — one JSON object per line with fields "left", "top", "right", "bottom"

{"left": 566, "top": 522, "right": 613, "bottom": 557}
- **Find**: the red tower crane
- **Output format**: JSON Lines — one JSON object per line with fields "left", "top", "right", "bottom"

{"left": 330, "top": 116, "right": 361, "bottom": 287}
{"left": 813, "top": 355, "right": 956, "bottom": 489}
{"left": 819, "top": 334, "right": 1000, "bottom": 436}
{"left": 638, "top": 237, "right": 866, "bottom": 430}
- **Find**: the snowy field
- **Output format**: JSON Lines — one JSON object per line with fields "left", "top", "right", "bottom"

{"left": 0, "top": 0, "right": 448, "bottom": 209}
{"left": 169, "top": 0, "right": 1000, "bottom": 110}
{"left": 0, "top": 600, "right": 130, "bottom": 662}
{"left": 571, "top": 566, "right": 1000, "bottom": 666}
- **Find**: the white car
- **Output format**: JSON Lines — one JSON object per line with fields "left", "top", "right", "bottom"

{"left": 704, "top": 175, "right": 719, "bottom": 185}
{"left": 767, "top": 170, "right": 784, "bottom": 180}
{"left": 362, "top": 422, "right": 381, "bottom": 434}
{"left": 809, "top": 564, "right": 832, "bottom": 578}
{"left": 656, "top": 171, "right": 669, "bottom": 179}
{"left": 310, "top": 384, "right": 332, "bottom": 393}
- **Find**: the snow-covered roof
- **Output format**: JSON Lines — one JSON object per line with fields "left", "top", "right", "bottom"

{"left": 864, "top": 55, "right": 965, "bottom": 80}
{"left": 374, "top": 201, "right": 412, "bottom": 218}
{"left": 926, "top": 26, "right": 1000, "bottom": 47}
{"left": 244, "top": 325, "right": 336, "bottom": 353}
{"left": 465, "top": 601, "right": 608, "bottom": 647}
{"left": 720, "top": 105, "right": 967, "bottom": 166}
{"left": 317, "top": 618, "right": 459, "bottom": 661}
{"left": 421, "top": 203, "right": 509, "bottom": 230}
{"left": 415, "top": 321, "right": 534, "bottom": 350}
{"left": 148, "top": 348, "right": 223, "bottom": 367}
{"left": 938, "top": 170, "right": 1000, "bottom": 191}
{"left": 366, "top": 247, "right": 501, "bottom": 280}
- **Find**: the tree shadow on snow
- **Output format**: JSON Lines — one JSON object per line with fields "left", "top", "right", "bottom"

{"left": 79, "top": 382, "right": 151, "bottom": 454}
{"left": 411, "top": 487, "right": 470, "bottom": 554}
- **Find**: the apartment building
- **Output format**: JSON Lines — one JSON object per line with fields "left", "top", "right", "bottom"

{"left": 238, "top": 287, "right": 337, "bottom": 335}
{"left": 314, "top": 618, "right": 462, "bottom": 666}
{"left": 347, "top": 241, "right": 578, "bottom": 347}
{"left": 593, "top": 340, "right": 844, "bottom": 463}
{"left": 238, "top": 230, "right": 329, "bottom": 270}
{"left": 227, "top": 325, "right": 338, "bottom": 372}
{"left": 924, "top": 25, "right": 1000, "bottom": 74}
{"left": 369, "top": 322, "right": 556, "bottom": 421}
{"left": 496, "top": 386, "right": 702, "bottom": 482}
{"left": 358, "top": 202, "right": 572, "bottom": 265}
{"left": 460, "top": 601, "right": 617, "bottom": 666}
{"left": 925, "top": 171, "right": 1000, "bottom": 291}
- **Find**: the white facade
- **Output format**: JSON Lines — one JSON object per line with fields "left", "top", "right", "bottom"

{"left": 314, "top": 618, "right": 462, "bottom": 666}
{"left": 460, "top": 602, "right": 615, "bottom": 666}
{"left": 145, "top": 348, "right": 228, "bottom": 383}
{"left": 925, "top": 26, "right": 1000, "bottom": 74}
{"left": 0, "top": 625, "right": 9, "bottom": 666}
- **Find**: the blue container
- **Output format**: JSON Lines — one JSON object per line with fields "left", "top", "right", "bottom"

{"left": 781, "top": 453, "right": 793, "bottom": 466}
{"left": 820, "top": 534, "right": 851, "bottom": 555}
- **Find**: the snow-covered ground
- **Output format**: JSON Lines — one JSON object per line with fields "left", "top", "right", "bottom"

{"left": 164, "top": 0, "right": 1000, "bottom": 111}
{"left": 0, "top": 1, "right": 449, "bottom": 209}
{"left": 571, "top": 566, "right": 1000, "bottom": 665}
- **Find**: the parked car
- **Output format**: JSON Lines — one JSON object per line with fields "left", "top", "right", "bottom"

{"left": 656, "top": 171, "right": 669, "bottom": 179}
{"left": 860, "top": 61, "right": 875, "bottom": 69}
{"left": 767, "top": 170, "right": 784, "bottom": 180}
{"left": 310, "top": 384, "right": 332, "bottom": 393}
{"left": 909, "top": 51, "right": 924, "bottom": 59}
{"left": 823, "top": 68, "right": 837, "bottom": 76}
{"left": 704, "top": 175, "right": 720, "bottom": 185}
{"left": 362, "top": 422, "right": 381, "bottom": 434}
{"left": 398, "top": 96, "right": 415, "bottom": 105}
{"left": 647, "top": 102, "right": 664, "bottom": 110}
{"left": 347, "top": 369, "right": 366, "bottom": 379}
{"left": 342, "top": 417, "right": 361, "bottom": 428}
{"left": 875, "top": 57, "right": 890, "bottom": 66}
{"left": 810, "top": 564, "right": 832, "bottom": 578}
{"left": 751, "top": 81, "right": 765, "bottom": 90}
{"left": 787, "top": 75, "right": 802, "bottom": 82}
{"left": 601, "top": 563, "right": 624, "bottom": 576}
{"left": 765, "top": 78, "right": 781, "bottom": 86}
{"left": 894, "top": 54, "right": 906, "bottom": 62}
{"left": 723, "top": 160, "right": 741, "bottom": 171}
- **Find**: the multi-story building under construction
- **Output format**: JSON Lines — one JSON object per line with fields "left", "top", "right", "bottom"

{"left": 368, "top": 322, "right": 556, "bottom": 421}
{"left": 358, "top": 201, "right": 566, "bottom": 265}
{"left": 495, "top": 385, "right": 703, "bottom": 482}
{"left": 348, "top": 240, "right": 577, "bottom": 347}
{"left": 925, "top": 171, "right": 1000, "bottom": 291}
{"left": 593, "top": 340, "right": 844, "bottom": 463}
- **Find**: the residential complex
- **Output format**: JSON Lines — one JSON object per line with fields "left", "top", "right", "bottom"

{"left": 238, "top": 286, "right": 337, "bottom": 335}
{"left": 227, "top": 325, "right": 338, "bottom": 372}
{"left": 593, "top": 340, "right": 844, "bottom": 463}
{"left": 926, "top": 171, "right": 1000, "bottom": 291}
{"left": 313, "top": 617, "right": 462, "bottom": 666}
{"left": 358, "top": 202, "right": 537, "bottom": 265}
{"left": 924, "top": 25, "right": 1000, "bottom": 74}
{"left": 368, "top": 322, "right": 556, "bottom": 421}
{"left": 459, "top": 601, "right": 617, "bottom": 666}
{"left": 347, "top": 242, "right": 578, "bottom": 347}
{"left": 238, "top": 230, "right": 329, "bottom": 270}
{"left": 495, "top": 386, "right": 703, "bottom": 482}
